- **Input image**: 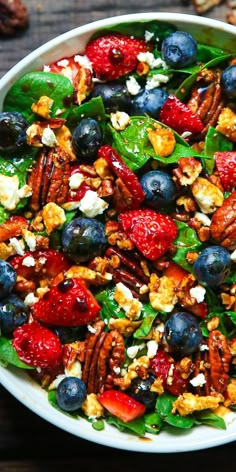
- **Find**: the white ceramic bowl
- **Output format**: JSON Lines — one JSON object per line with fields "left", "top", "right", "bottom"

{"left": 0, "top": 12, "right": 236, "bottom": 453}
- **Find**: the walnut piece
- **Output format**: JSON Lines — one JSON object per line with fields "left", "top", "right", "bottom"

{"left": 172, "top": 392, "right": 224, "bottom": 416}
{"left": 0, "top": 0, "right": 28, "bottom": 36}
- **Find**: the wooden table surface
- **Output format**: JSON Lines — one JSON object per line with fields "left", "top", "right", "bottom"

{"left": 1, "top": 1, "right": 236, "bottom": 470}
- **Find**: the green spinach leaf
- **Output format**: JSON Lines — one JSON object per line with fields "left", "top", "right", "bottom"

{"left": 0, "top": 337, "right": 34, "bottom": 369}
{"left": 156, "top": 392, "right": 195, "bottom": 429}
{"left": 4, "top": 72, "right": 74, "bottom": 123}
{"left": 106, "top": 413, "right": 146, "bottom": 436}
{"left": 194, "top": 410, "right": 226, "bottom": 429}
{"left": 172, "top": 220, "right": 202, "bottom": 272}
{"left": 203, "top": 126, "right": 233, "bottom": 174}
{"left": 66, "top": 97, "right": 106, "bottom": 131}
{"left": 144, "top": 411, "right": 163, "bottom": 434}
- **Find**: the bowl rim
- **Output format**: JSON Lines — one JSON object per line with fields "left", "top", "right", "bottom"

{"left": 1, "top": 11, "right": 236, "bottom": 453}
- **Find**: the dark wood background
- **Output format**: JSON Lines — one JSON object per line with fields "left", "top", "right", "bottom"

{"left": 1, "top": 1, "right": 236, "bottom": 470}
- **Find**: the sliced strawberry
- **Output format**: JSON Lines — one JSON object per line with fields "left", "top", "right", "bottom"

{"left": 159, "top": 95, "right": 204, "bottom": 136}
{"left": 119, "top": 209, "right": 178, "bottom": 261}
{"left": 33, "top": 277, "right": 100, "bottom": 327}
{"left": 215, "top": 151, "right": 236, "bottom": 191}
{"left": 12, "top": 321, "right": 63, "bottom": 369}
{"left": 163, "top": 261, "right": 188, "bottom": 286}
{"left": 98, "top": 389, "right": 146, "bottom": 422}
{"left": 0, "top": 215, "right": 29, "bottom": 243}
{"left": 86, "top": 33, "right": 150, "bottom": 81}
{"left": 9, "top": 249, "right": 70, "bottom": 281}
{"left": 98, "top": 145, "right": 145, "bottom": 210}
{"left": 150, "top": 348, "right": 189, "bottom": 396}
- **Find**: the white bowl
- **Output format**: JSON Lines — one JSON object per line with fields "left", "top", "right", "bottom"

{"left": 0, "top": 12, "right": 236, "bottom": 453}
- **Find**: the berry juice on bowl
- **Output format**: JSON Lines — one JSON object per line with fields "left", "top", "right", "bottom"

{"left": 0, "top": 13, "right": 236, "bottom": 453}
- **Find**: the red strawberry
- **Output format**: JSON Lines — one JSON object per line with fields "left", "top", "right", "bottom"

{"left": 33, "top": 277, "right": 100, "bottom": 327}
{"left": 98, "top": 389, "right": 146, "bottom": 422}
{"left": 9, "top": 249, "right": 70, "bottom": 281}
{"left": 159, "top": 94, "right": 204, "bottom": 136}
{"left": 98, "top": 145, "right": 145, "bottom": 211}
{"left": 150, "top": 348, "right": 189, "bottom": 396}
{"left": 12, "top": 321, "right": 63, "bottom": 369}
{"left": 85, "top": 33, "right": 150, "bottom": 81}
{"left": 215, "top": 151, "right": 236, "bottom": 191}
{"left": 119, "top": 209, "right": 178, "bottom": 260}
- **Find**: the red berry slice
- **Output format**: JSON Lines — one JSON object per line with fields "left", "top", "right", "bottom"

{"left": 150, "top": 349, "right": 189, "bottom": 396}
{"left": 13, "top": 321, "right": 63, "bottom": 369}
{"left": 119, "top": 209, "right": 178, "bottom": 260}
{"left": 98, "top": 389, "right": 146, "bottom": 422}
{"left": 159, "top": 94, "right": 204, "bottom": 136}
{"left": 215, "top": 151, "right": 236, "bottom": 191}
{"left": 86, "top": 33, "right": 150, "bottom": 81}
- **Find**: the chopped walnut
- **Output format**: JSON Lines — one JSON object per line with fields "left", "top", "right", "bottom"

{"left": 207, "top": 316, "right": 220, "bottom": 332}
{"left": 149, "top": 273, "right": 177, "bottom": 313}
{"left": 174, "top": 157, "right": 202, "bottom": 186}
{"left": 150, "top": 378, "right": 164, "bottom": 395}
{"left": 114, "top": 356, "right": 150, "bottom": 390}
{"left": 176, "top": 195, "right": 196, "bottom": 212}
{"left": 110, "top": 111, "right": 130, "bottom": 131}
{"left": 31, "top": 96, "right": 53, "bottom": 119}
{"left": 94, "top": 157, "right": 114, "bottom": 180}
{"left": 55, "top": 125, "right": 77, "bottom": 161}
{"left": 216, "top": 107, "right": 236, "bottom": 142}
{"left": 108, "top": 317, "right": 142, "bottom": 336}
{"left": 172, "top": 392, "right": 224, "bottom": 416}
{"left": 66, "top": 264, "right": 112, "bottom": 286}
{"left": 148, "top": 124, "right": 176, "bottom": 157}
{"left": 26, "top": 124, "right": 43, "bottom": 147}
{"left": 114, "top": 282, "right": 142, "bottom": 320}
{"left": 0, "top": 242, "right": 15, "bottom": 260}
{"left": 42, "top": 202, "right": 66, "bottom": 235}
{"left": 224, "top": 380, "right": 236, "bottom": 407}
{"left": 191, "top": 177, "right": 224, "bottom": 214}
{"left": 82, "top": 393, "right": 104, "bottom": 418}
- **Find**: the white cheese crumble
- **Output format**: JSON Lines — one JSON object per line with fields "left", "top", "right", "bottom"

{"left": 0, "top": 174, "right": 31, "bottom": 211}
{"left": 87, "top": 324, "right": 97, "bottom": 334}
{"left": 144, "top": 30, "right": 154, "bottom": 42}
{"left": 126, "top": 76, "right": 141, "bottom": 95}
{"left": 69, "top": 172, "right": 84, "bottom": 190}
{"left": 9, "top": 237, "right": 25, "bottom": 256}
{"left": 189, "top": 285, "right": 206, "bottom": 303}
{"left": 22, "top": 229, "right": 37, "bottom": 252}
{"left": 78, "top": 190, "right": 108, "bottom": 218}
{"left": 24, "top": 292, "right": 39, "bottom": 307}
{"left": 74, "top": 54, "right": 93, "bottom": 71}
{"left": 41, "top": 127, "right": 58, "bottom": 147}
{"left": 114, "top": 282, "right": 143, "bottom": 320}
{"left": 137, "top": 51, "right": 168, "bottom": 70}
{"left": 146, "top": 73, "right": 170, "bottom": 90}
{"left": 230, "top": 249, "right": 236, "bottom": 263}
{"left": 22, "top": 255, "right": 35, "bottom": 267}
{"left": 110, "top": 111, "right": 130, "bottom": 130}
{"left": 43, "top": 65, "right": 51, "bottom": 72}
{"left": 194, "top": 211, "right": 211, "bottom": 227}
{"left": 146, "top": 340, "right": 158, "bottom": 359}
{"left": 57, "top": 59, "right": 70, "bottom": 67}
{"left": 127, "top": 343, "right": 145, "bottom": 359}
{"left": 190, "top": 373, "right": 206, "bottom": 388}
{"left": 200, "top": 344, "right": 209, "bottom": 351}
{"left": 65, "top": 359, "right": 82, "bottom": 378}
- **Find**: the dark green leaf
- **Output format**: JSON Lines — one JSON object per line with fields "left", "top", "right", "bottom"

{"left": 4, "top": 72, "right": 74, "bottom": 123}
{"left": 144, "top": 411, "right": 163, "bottom": 434}
{"left": 134, "top": 313, "right": 158, "bottom": 339}
{"left": 156, "top": 393, "right": 195, "bottom": 429}
{"left": 203, "top": 127, "right": 233, "bottom": 174}
{"left": 0, "top": 206, "right": 10, "bottom": 224}
{"left": 48, "top": 390, "right": 78, "bottom": 418}
{"left": 0, "top": 337, "right": 34, "bottom": 369}
{"left": 195, "top": 410, "right": 226, "bottom": 430}
{"left": 90, "top": 20, "right": 176, "bottom": 41}
{"left": 106, "top": 413, "right": 146, "bottom": 436}
{"left": 172, "top": 220, "right": 202, "bottom": 272}
{"left": 66, "top": 97, "right": 106, "bottom": 131}
{"left": 92, "top": 419, "right": 105, "bottom": 431}
{"left": 96, "top": 287, "right": 126, "bottom": 323}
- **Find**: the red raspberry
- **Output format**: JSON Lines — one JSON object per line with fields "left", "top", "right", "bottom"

{"left": 13, "top": 321, "right": 63, "bottom": 369}
{"left": 86, "top": 33, "right": 150, "bottom": 81}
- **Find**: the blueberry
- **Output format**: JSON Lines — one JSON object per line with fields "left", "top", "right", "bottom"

{"left": 72, "top": 118, "right": 103, "bottom": 161}
{"left": 56, "top": 377, "right": 87, "bottom": 412}
{"left": 161, "top": 31, "right": 197, "bottom": 69}
{"left": 0, "top": 294, "right": 29, "bottom": 336}
{"left": 140, "top": 170, "right": 177, "bottom": 209}
{"left": 91, "top": 82, "right": 131, "bottom": 113}
{"left": 54, "top": 326, "right": 87, "bottom": 344}
{"left": 61, "top": 216, "right": 107, "bottom": 263}
{"left": 193, "top": 246, "right": 231, "bottom": 287}
{"left": 0, "top": 260, "right": 17, "bottom": 299}
{"left": 127, "top": 374, "right": 157, "bottom": 410}
{"left": 164, "top": 311, "right": 202, "bottom": 355}
{"left": 130, "top": 87, "right": 168, "bottom": 119}
{"left": 0, "top": 112, "right": 29, "bottom": 154}
{"left": 221, "top": 65, "right": 236, "bottom": 99}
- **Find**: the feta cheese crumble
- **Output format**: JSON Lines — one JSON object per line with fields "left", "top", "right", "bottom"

{"left": 77, "top": 190, "right": 108, "bottom": 218}
{"left": 126, "top": 76, "right": 141, "bottom": 95}
{"left": 190, "top": 373, "right": 206, "bottom": 388}
{"left": 41, "top": 127, "right": 58, "bottom": 147}
{"left": 189, "top": 285, "right": 206, "bottom": 303}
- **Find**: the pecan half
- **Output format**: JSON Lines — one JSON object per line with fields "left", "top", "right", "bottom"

{"left": 0, "top": 0, "right": 28, "bottom": 36}
{"left": 28, "top": 147, "right": 70, "bottom": 211}
{"left": 210, "top": 191, "right": 236, "bottom": 250}
{"left": 208, "top": 330, "right": 232, "bottom": 393}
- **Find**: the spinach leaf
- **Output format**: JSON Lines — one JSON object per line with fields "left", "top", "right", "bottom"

{"left": 133, "top": 310, "right": 158, "bottom": 339}
{"left": 197, "top": 44, "right": 227, "bottom": 63}
{"left": 156, "top": 393, "right": 195, "bottom": 429}
{"left": 203, "top": 127, "right": 233, "bottom": 175}
{"left": 0, "top": 337, "right": 34, "bottom": 369}
{"left": 194, "top": 410, "right": 226, "bottom": 430}
{"left": 66, "top": 97, "right": 106, "bottom": 132}
{"left": 108, "top": 116, "right": 199, "bottom": 171}
{"left": 48, "top": 390, "right": 78, "bottom": 418}
{"left": 172, "top": 221, "right": 202, "bottom": 272}
{"left": 90, "top": 20, "right": 176, "bottom": 41}
{"left": 176, "top": 53, "right": 232, "bottom": 101}
{"left": 106, "top": 413, "right": 146, "bottom": 436}
{"left": 96, "top": 287, "right": 126, "bottom": 323}
{"left": 0, "top": 206, "right": 10, "bottom": 224}
{"left": 4, "top": 72, "right": 74, "bottom": 123}
{"left": 144, "top": 411, "right": 163, "bottom": 434}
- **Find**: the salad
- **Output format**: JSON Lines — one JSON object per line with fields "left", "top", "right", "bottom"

{"left": 0, "top": 19, "right": 236, "bottom": 439}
